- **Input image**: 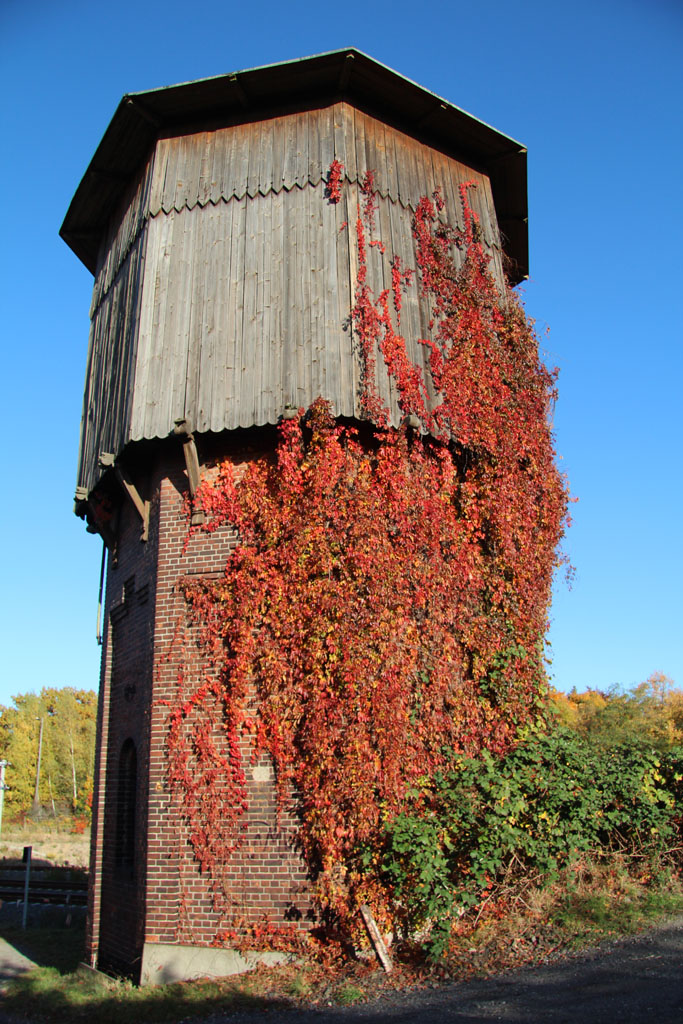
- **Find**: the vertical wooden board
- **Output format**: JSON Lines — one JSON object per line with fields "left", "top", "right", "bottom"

{"left": 76, "top": 307, "right": 100, "bottom": 488}
{"left": 241, "top": 195, "right": 260, "bottom": 426}
{"left": 229, "top": 198, "right": 247, "bottom": 429}
{"left": 210, "top": 198, "right": 234, "bottom": 432}
{"left": 166, "top": 210, "right": 195, "bottom": 433}
{"left": 179, "top": 133, "right": 200, "bottom": 211}
{"left": 266, "top": 186, "right": 284, "bottom": 418}
{"left": 321, "top": 183, "right": 341, "bottom": 414}
{"left": 374, "top": 195, "right": 396, "bottom": 418}
{"left": 392, "top": 128, "right": 412, "bottom": 208}
{"left": 85, "top": 301, "right": 108, "bottom": 474}
{"left": 210, "top": 126, "right": 230, "bottom": 204}
{"left": 197, "top": 131, "right": 214, "bottom": 207}
{"left": 329, "top": 102, "right": 346, "bottom": 176}
{"left": 102, "top": 271, "right": 127, "bottom": 457}
{"left": 439, "top": 152, "right": 464, "bottom": 233}
{"left": 124, "top": 231, "right": 150, "bottom": 437}
{"left": 270, "top": 115, "right": 286, "bottom": 194}
{"left": 319, "top": 108, "right": 335, "bottom": 209}
{"left": 308, "top": 184, "right": 324, "bottom": 402}
{"left": 282, "top": 185, "right": 297, "bottom": 407}
{"left": 405, "top": 134, "right": 425, "bottom": 212}
{"left": 183, "top": 202, "right": 211, "bottom": 428}
{"left": 282, "top": 113, "right": 298, "bottom": 192}
{"left": 102, "top": 285, "right": 124, "bottom": 454}
{"left": 147, "top": 211, "right": 178, "bottom": 435}
{"left": 387, "top": 195, "right": 412, "bottom": 344}
{"left": 202, "top": 204, "right": 222, "bottom": 430}
{"left": 342, "top": 182, "right": 361, "bottom": 418}
{"left": 294, "top": 111, "right": 308, "bottom": 190}
{"left": 339, "top": 103, "right": 357, "bottom": 183}
{"left": 429, "top": 148, "right": 448, "bottom": 209}
{"left": 352, "top": 109, "right": 368, "bottom": 187}
{"left": 397, "top": 124, "right": 417, "bottom": 209}
{"left": 419, "top": 145, "right": 438, "bottom": 210}
{"left": 368, "top": 116, "right": 389, "bottom": 198}
{"left": 334, "top": 197, "right": 354, "bottom": 419}
{"left": 309, "top": 107, "right": 327, "bottom": 187}
{"left": 233, "top": 125, "right": 251, "bottom": 201}
{"left": 149, "top": 137, "right": 170, "bottom": 216}
{"left": 161, "top": 136, "right": 180, "bottom": 214}
{"left": 135, "top": 213, "right": 164, "bottom": 437}
{"left": 257, "top": 118, "right": 274, "bottom": 197}
{"left": 384, "top": 124, "right": 400, "bottom": 205}
{"left": 107, "top": 247, "right": 136, "bottom": 450}
{"left": 475, "top": 173, "right": 501, "bottom": 255}
{"left": 172, "top": 134, "right": 191, "bottom": 212}
{"left": 295, "top": 190, "right": 311, "bottom": 405}
{"left": 253, "top": 193, "right": 270, "bottom": 423}
{"left": 246, "top": 122, "right": 261, "bottom": 199}
{"left": 130, "top": 217, "right": 155, "bottom": 441}
{"left": 226, "top": 196, "right": 247, "bottom": 422}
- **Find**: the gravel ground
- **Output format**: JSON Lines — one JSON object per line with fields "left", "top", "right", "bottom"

{"left": 198, "top": 916, "right": 683, "bottom": 1024}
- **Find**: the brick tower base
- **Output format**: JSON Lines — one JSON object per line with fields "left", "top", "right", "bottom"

{"left": 86, "top": 434, "right": 313, "bottom": 983}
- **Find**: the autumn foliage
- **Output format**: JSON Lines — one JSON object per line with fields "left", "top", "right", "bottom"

{"left": 168, "top": 176, "right": 570, "bottom": 932}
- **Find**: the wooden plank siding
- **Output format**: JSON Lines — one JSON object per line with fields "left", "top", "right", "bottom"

{"left": 78, "top": 102, "right": 505, "bottom": 494}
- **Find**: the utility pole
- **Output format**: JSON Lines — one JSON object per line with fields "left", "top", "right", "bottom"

{"left": 69, "top": 732, "right": 78, "bottom": 809}
{"left": 0, "top": 760, "right": 9, "bottom": 838}
{"left": 32, "top": 717, "right": 44, "bottom": 816}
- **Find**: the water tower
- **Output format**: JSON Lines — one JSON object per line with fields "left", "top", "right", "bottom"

{"left": 62, "top": 49, "right": 527, "bottom": 983}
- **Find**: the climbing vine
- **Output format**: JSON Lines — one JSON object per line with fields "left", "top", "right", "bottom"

{"left": 168, "top": 171, "right": 570, "bottom": 935}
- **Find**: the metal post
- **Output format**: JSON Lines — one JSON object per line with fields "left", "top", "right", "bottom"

{"left": 22, "top": 846, "right": 32, "bottom": 930}
{"left": 32, "top": 717, "right": 44, "bottom": 815}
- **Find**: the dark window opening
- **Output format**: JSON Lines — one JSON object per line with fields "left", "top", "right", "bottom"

{"left": 116, "top": 738, "right": 137, "bottom": 880}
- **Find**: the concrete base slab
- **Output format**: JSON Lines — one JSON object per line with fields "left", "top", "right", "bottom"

{"left": 140, "top": 941, "right": 292, "bottom": 986}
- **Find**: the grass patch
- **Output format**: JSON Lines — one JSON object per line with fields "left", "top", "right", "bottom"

{"left": 332, "top": 981, "right": 366, "bottom": 1005}
{"left": 0, "top": 967, "right": 286, "bottom": 1023}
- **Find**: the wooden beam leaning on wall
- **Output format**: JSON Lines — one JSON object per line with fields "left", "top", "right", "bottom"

{"left": 173, "top": 419, "right": 205, "bottom": 525}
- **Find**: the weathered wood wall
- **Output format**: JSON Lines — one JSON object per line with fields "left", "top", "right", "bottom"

{"left": 78, "top": 102, "right": 504, "bottom": 493}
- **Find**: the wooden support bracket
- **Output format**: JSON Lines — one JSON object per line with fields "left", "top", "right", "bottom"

{"left": 114, "top": 464, "right": 150, "bottom": 542}
{"left": 173, "top": 419, "right": 205, "bottom": 525}
{"left": 99, "top": 453, "right": 150, "bottom": 541}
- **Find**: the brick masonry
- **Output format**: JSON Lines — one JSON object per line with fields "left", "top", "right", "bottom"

{"left": 87, "top": 439, "right": 312, "bottom": 980}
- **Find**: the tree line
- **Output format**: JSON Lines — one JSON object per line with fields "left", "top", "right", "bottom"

{"left": 0, "top": 674, "right": 677, "bottom": 821}
{"left": 550, "top": 672, "right": 683, "bottom": 749}
{"left": 0, "top": 688, "right": 96, "bottom": 818}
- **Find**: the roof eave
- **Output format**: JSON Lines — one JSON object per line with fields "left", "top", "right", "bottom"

{"left": 60, "top": 48, "right": 528, "bottom": 282}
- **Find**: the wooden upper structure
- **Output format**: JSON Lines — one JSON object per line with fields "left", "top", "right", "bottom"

{"left": 62, "top": 49, "right": 528, "bottom": 498}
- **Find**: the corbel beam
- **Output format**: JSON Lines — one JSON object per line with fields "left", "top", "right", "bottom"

{"left": 173, "top": 420, "right": 205, "bottom": 525}
{"left": 98, "top": 453, "right": 150, "bottom": 542}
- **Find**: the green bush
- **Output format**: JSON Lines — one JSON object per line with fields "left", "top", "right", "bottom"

{"left": 375, "top": 729, "right": 683, "bottom": 957}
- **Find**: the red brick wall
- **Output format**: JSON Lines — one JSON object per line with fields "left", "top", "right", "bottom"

{"left": 89, "top": 439, "right": 312, "bottom": 978}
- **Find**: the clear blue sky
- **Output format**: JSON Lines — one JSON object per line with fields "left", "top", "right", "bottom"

{"left": 0, "top": 0, "right": 680, "bottom": 706}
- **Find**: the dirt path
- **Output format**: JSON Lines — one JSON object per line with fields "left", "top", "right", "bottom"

{"left": 0, "top": 917, "right": 680, "bottom": 1022}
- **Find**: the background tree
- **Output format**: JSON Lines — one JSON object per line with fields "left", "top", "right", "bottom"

{"left": 550, "top": 673, "right": 681, "bottom": 749}
{"left": 0, "top": 688, "right": 96, "bottom": 814}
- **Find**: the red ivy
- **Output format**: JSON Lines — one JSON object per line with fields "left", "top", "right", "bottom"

{"left": 326, "top": 159, "right": 344, "bottom": 203}
{"left": 168, "top": 174, "right": 570, "bottom": 935}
